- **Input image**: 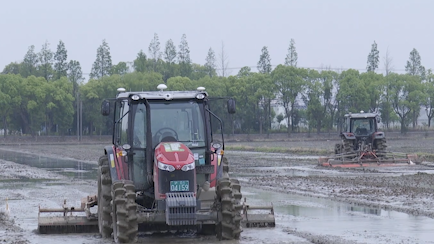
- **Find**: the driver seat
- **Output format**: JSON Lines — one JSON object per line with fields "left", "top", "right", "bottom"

{"left": 160, "top": 132, "right": 178, "bottom": 142}
{"left": 356, "top": 127, "right": 368, "bottom": 135}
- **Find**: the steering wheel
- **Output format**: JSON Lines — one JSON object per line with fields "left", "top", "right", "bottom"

{"left": 154, "top": 127, "right": 179, "bottom": 143}
{"left": 355, "top": 127, "right": 361, "bottom": 134}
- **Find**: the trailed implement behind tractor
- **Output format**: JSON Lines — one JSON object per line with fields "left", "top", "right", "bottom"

{"left": 318, "top": 111, "right": 419, "bottom": 168}
{"left": 38, "top": 84, "right": 275, "bottom": 242}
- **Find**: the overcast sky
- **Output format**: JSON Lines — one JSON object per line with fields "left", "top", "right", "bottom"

{"left": 1, "top": 0, "right": 433, "bottom": 78}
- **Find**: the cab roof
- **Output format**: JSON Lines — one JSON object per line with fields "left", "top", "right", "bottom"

{"left": 115, "top": 85, "right": 208, "bottom": 100}
{"left": 345, "top": 112, "right": 378, "bottom": 119}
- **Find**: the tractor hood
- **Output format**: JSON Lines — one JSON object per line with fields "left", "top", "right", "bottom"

{"left": 155, "top": 142, "right": 195, "bottom": 170}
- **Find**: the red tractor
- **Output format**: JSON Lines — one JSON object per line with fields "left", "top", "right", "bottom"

{"left": 38, "top": 84, "right": 275, "bottom": 243}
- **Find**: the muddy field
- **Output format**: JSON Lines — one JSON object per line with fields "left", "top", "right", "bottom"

{"left": 1, "top": 137, "right": 434, "bottom": 243}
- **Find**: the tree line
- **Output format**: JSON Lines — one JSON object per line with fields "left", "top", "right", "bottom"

{"left": 1, "top": 35, "right": 433, "bottom": 136}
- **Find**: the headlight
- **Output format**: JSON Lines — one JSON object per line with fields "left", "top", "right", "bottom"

{"left": 181, "top": 162, "right": 195, "bottom": 171}
{"left": 196, "top": 93, "right": 205, "bottom": 99}
{"left": 158, "top": 162, "right": 175, "bottom": 172}
{"left": 131, "top": 94, "right": 140, "bottom": 100}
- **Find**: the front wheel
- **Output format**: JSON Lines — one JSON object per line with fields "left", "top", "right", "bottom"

{"left": 215, "top": 177, "right": 242, "bottom": 240}
{"left": 98, "top": 155, "right": 112, "bottom": 238}
{"left": 112, "top": 180, "right": 138, "bottom": 243}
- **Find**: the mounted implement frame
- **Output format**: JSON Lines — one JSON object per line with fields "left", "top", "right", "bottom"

{"left": 241, "top": 199, "right": 275, "bottom": 228}
{"left": 319, "top": 150, "right": 419, "bottom": 168}
{"left": 38, "top": 195, "right": 275, "bottom": 234}
{"left": 38, "top": 196, "right": 98, "bottom": 234}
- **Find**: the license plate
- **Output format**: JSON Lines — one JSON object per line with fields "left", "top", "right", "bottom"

{"left": 170, "top": 180, "right": 189, "bottom": 192}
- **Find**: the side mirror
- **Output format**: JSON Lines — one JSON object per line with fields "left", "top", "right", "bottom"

{"left": 101, "top": 100, "right": 110, "bottom": 116}
{"left": 376, "top": 116, "right": 381, "bottom": 124}
{"left": 227, "top": 98, "right": 236, "bottom": 114}
{"left": 212, "top": 142, "right": 222, "bottom": 150}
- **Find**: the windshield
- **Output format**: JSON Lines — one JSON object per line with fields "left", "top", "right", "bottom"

{"left": 351, "top": 118, "right": 375, "bottom": 135}
{"left": 131, "top": 100, "right": 205, "bottom": 148}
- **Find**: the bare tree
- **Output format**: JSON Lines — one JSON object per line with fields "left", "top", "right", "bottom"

{"left": 217, "top": 41, "right": 230, "bottom": 77}
{"left": 204, "top": 47, "right": 217, "bottom": 77}
{"left": 148, "top": 33, "right": 161, "bottom": 72}
{"left": 383, "top": 47, "right": 394, "bottom": 76}
{"left": 381, "top": 47, "right": 394, "bottom": 129}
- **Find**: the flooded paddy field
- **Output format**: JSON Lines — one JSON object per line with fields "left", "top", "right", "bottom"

{"left": 1, "top": 137, "right": 434, "bottom": 243}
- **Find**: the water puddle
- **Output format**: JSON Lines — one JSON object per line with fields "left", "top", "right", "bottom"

{"left": 0, "top": 149, "right": 97, "bottom": 180}
{"left": 243, "top": 187, "right": 434, "bottom": 243}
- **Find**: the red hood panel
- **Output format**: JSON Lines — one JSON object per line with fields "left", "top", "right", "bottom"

{"left": 155, "top": 142, "right": 194, "bottom": 166}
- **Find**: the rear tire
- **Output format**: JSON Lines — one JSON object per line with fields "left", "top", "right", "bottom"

{"left": 375, "top": 138, "right": 387, "bottom": 158}
{"left": 112, "top": 180, "right": 138, "bottom": 243}
{"left": 334, "top": 143, "right": 343, "bottom": 154}
{"left": 342, "top": 139, "right": 355, "bottom": 159}
{"left": 98, "top": 155, "right": 112, "bottom": 238}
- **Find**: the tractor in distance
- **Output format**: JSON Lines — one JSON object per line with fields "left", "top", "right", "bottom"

{"left": 318, "top": 111, "right": 418, "bottom": 167}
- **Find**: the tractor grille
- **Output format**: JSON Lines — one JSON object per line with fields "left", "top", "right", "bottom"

{"left": 165, "top": 192, "right": 197, "bottom": 226}
{"left": 159, "top": 170, "right": 195, "bottom": 194}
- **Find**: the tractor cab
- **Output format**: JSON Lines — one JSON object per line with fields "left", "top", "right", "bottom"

{"left": 101, "top": 85, "right": 235, "bottom": 194}
{"left": 339, "top": 111, "right": 384, "bottom": 152}
{"left": 350, "top": 117, "right": 376, "bottom": 136}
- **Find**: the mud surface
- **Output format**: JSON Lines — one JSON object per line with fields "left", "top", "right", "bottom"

{"left": 1, "top": 137, "right": 434, "bottom": 243}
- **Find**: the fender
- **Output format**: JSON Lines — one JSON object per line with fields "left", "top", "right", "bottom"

{"left": 373, "top": 131, "right": 386, "bottom": 139}
{"left": 341, "top": 132, "right": 356, "bottom": 140}
{"left": 104, "top": 145, "right": 128, "bottom": 182}
{"left": 209, "top": 151, "right": 223, "bottom": 188}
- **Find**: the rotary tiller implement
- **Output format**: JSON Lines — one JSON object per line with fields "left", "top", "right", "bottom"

{"left": 319, "top": 150, "right": 419, "bottom": 168}
{"left": 37, "top": 196, "right": 275, "bottom": 234}
{"left": 241, "top": 199, "right": 275, "bottom": 228}
{"left": 38, "top": 196, "right": 98, "bottom": 234}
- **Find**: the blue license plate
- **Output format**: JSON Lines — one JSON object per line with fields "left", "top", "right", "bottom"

{"left": 170, "top": 180, "right": 189, "bottom": 192}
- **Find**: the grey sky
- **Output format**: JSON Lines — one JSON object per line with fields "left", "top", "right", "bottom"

{"left": 1, "top": 0, "right": 433, "bottom": 77}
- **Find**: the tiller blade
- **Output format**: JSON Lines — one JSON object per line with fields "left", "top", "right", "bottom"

{"left": 241, "top": 199, "right": 275, "bottom": 228}
{"left": 38, "top": 196, "right": 99, "bottom": 234}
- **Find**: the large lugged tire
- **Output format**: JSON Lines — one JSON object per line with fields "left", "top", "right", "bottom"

{"left": 342, "top": 139, "right": 354, "bottom": 153}
{"left": 112, "top": 180, "right": 138, "bottom": 243}
{"left": 375, "top": 138, "right": 387, "bottom": 158}
{"left": 216, "top": 177, "right": 242, "bottom": 240}
{"left": 342, "top": 138, "right": 355, "bottom": 159}
{"left": 230, "top": 178, "right": 243, "bottom": 239}
{"left": 98, "top": 155, "right": 113, "bottom": 238}
{"left": 334, "top": 143, "right": 343, "bottom": 154}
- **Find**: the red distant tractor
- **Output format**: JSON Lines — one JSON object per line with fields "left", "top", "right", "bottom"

{"left": 319, "top": 111, "right": 418, "bottom": 167}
